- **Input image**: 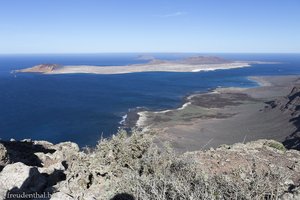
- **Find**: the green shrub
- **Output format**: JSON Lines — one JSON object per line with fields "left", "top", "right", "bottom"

{"left": 265, "top": 141, "right": 286, "bottom": 152}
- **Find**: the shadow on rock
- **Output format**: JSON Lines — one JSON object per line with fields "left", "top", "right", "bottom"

{"left": 0, "top": 141, "right": 56, "bottom": 167}
{"left": 111, "top": 193, "right": 135, "bottom": 200}
{"left": 4, "top": 167, "right": 66, "bottom": 200}
{"left": 283, "top": 131, "right": 300, "bottom": 150}
{"left": 265, "top": 85, "right": 300, "bottom": 150}
{"left": 283, "top": 109, "right": 300, "bottom": 150}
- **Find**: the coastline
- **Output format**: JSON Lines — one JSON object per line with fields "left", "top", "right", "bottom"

{"left": 130, "top": 75, "right": 300, "bottom": 152}
{"left": 134, "top": 76, "right": 266, "bottom": 129}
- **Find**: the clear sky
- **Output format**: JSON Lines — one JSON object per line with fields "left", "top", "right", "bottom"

{"left": 0, "top": 0, "right": 299, "bottom": 54}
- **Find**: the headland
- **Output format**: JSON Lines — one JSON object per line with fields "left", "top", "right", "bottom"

{"left": 131, "top": 75, "right": 300, "bottom": 153}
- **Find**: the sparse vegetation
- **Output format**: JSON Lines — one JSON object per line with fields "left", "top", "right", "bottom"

{"left": 75, "top": 130, "right": 290, "bottom": 200}
{"left": 265, "top": 140, "right": 286, "bottom": 152}
{"left": 1, "top": 129, "right": 298, "bottom": 199}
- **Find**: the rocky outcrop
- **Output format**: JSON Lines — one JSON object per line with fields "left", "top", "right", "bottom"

{"left": 14, "top": 64, "right": 61, "bottom": 73}
{"left": 0, "top": 140, "right": 56, "bottom": 167}
{"left": 0, "top": 132, "right": 299, "bottom": 200}
{"left": 0, "top": 162, "right": 47, "bottom": 199}
{"left": 266, "top": 85, "right": 300, "bottom": 150}
{"left": 267, "top": 86, "right": 300, "bottom": 115}
{"left": 186, "top": 139, "right": 300, "bottom": 183}
{"left": 0, "top": 140, "right": 80, "bottom": 199}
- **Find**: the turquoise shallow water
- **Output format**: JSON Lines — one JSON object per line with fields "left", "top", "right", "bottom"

{"left": 0, "top": 53, "right": 299, "bottom": 146}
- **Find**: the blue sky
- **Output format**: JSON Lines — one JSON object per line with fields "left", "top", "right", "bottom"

{"left": 0, "top": 0, "right": 299, "bottom": 54}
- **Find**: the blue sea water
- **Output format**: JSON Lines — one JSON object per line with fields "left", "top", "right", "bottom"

{"left": 0, "top": 53, "right": 299, "bottom": 147}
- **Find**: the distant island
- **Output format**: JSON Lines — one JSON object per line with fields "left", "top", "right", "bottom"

{"left": 14, "top": 56, "right": 253, "bottom": 75}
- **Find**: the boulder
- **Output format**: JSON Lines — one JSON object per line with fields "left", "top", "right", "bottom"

{"left": 0, "top": 162, "right": 47, "bottom": 193}
{"left": 47, "top": 142, "right": 81, "bottom": 168}
{"left": 38, "top": 162, "right": 65, "bottom": 174}
{"left": 0, "top": 140, "right": 56, "bottom": 167}
{"left": 54, "top": 142, "right": 79, "bottom": 151}
{"left": 33, "top": 140, "right": 54, "bottom": 150}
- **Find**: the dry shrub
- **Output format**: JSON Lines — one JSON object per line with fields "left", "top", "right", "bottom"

{"left": 88, "top": 130, "right": 286, "bottom": 200}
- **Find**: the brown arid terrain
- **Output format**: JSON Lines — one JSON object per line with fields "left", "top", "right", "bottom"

{"left": 14, "top": 64, "right": 62, "bottom": 73}
{"left": 136, "top": 76, "right": 300, "bottom": 153}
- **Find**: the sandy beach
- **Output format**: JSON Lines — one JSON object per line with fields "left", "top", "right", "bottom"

{"left": 135, "top": 75, "right": 300, "bottom": 153}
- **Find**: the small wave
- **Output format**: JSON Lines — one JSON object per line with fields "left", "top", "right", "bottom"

{"left": 119, "top": 114, "right": 127, "bottom": 125}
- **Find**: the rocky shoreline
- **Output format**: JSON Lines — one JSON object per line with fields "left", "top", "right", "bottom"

{"left": 122, "top": 76, "right": 265, "bottom": 130}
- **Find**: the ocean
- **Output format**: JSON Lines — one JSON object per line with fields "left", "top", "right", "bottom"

{"left": 0, "top": 53, "right": 299, "bottom": 147}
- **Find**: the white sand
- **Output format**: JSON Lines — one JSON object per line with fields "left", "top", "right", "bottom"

{"left": 45, "top": 62, "right": 251, "bottom": 75}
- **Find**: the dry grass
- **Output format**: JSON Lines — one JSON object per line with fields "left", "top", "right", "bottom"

{"left": 77, "top": 130, "right": 287, "bottom": 200}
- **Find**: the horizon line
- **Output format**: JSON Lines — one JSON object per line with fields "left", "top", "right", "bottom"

{"left": 0, "top": 52, "right": 300, "bottom": 55}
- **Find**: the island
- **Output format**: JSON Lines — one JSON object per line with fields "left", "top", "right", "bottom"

{"left": 14, "top": 56, "right": 252, "bottom": 74}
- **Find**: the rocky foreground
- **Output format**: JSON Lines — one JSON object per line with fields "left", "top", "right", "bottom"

{"left": 0, "top": 131, "right": 300, "bottom": 200}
